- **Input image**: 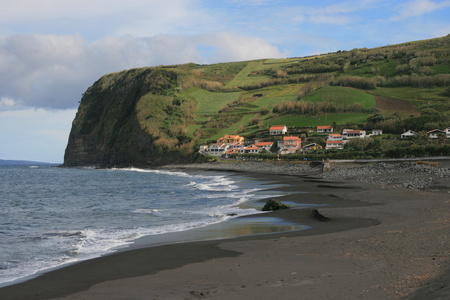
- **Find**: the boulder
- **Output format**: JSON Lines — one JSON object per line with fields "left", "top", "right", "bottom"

{"left": 262, "top": 199, "right": 289, "bottom": 211}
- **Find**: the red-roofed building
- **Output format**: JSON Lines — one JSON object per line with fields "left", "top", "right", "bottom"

{"left": 217, "top": 134, "right": 244, "bottom": 144}
{"left": 239, "top": 145, "right": 259, "bottom": 154}
{"left": 427, "top": 129, "right": 445, "bottom": 139}
{"left": 256, "top": 141, "right": 274, "bottom": 152}
{"left": 317, "top": 125, "right": 333, "bottom": 133}
{"left": 279, "top": 136, "right": 301, "bottom": 154}
{"left": 342, "top": 129, "right": 366, "bottom": 139}
{"left": 328, "top": 134, "right": 343, "bottom": 141}
{"left": 224, "top": 149, "right": 239, "bottom": 158}
{"left": 269, "top": 125, "right": 287, "bottom": 135}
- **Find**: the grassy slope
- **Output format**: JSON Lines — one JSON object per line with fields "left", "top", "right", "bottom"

{"left": 168, "top": 36, "right": 449, "bottom": 145}
{"left": 302, "top": 86, "right": 376, "bottom": 108}
{"left": 184, "top": 88, "right": 241, "bottom": 115}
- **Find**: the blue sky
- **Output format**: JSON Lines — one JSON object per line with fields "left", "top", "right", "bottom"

{"left": 1, "top": 0, "right": 449, "bottom": 163}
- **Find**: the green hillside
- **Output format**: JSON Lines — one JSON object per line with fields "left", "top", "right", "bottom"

{"left": 64, "top": 35, "right": 450, "bottom": 167}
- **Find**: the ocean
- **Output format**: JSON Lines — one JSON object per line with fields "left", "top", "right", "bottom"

{"left": 0, "top": 164, "right": 297, "bottom": 287}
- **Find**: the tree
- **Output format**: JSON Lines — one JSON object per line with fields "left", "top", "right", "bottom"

{"left": 367, "top": 113, "right": 384, "bottom": 123}
{"left": 348, "top": 138, "right": 372, "bottom": 151}
{"left": 269, "top": 141, "right": 280, "bottom": 153}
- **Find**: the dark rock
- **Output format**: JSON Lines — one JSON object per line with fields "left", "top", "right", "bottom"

{"left": 262, "top": 199, "right": 289, "bottom": 211}
{"left": 312, "top": 209, "right": 329, "bottom": 222}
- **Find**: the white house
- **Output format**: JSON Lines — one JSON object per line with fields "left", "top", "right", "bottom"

{"left": 327, "top": 134, "right": 343, "bottom": 141}
{"left": 238, "top": 145, "right": 259, "bottom": 154}
{"left": 255, "top": 141, "right": 274, "bottom": 152}
{"left": 371, "top": 129, "right": 383, "bottom": 136}
{"left": 427, "top": 129, "right": 446, "bottom": 139}
{"left": 326, "top": 140, "right": 344, "bottom": 150}
{"left": 446, "top": 128, "right": 450, "bottom": 139}
{"left": 270, "top": 125, "right": 288, "bottom": 135}
{"left": 230, "top": 142, "right": 245, "bottom": 151}
{"left": 317, "top": 125, "right": 333, "bottom": 133}
{"left": 206, "top": 143, "right": 229, "bottom": 156}
{"left": 342, "top": 129, "right": 366, "bottom": 139}
{"left": 401, "top": 130, "right": 418, "bottom": 139}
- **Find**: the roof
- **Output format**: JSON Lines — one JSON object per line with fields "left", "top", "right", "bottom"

{"left": 283, "top": 136, "right": 301, "bottom": 141}
{"left": 256, "top": 142, "right": 273, "bottom": 146}
{"left": 317, "top": 125, "right": 332, "bottom": 129}
{"left": 329, "top": 134, "right": 342, "bottom": 137}
{"left": 427, "top": 129, "right": 445, "bottom": 133}
{"left": 326, "top": 140, "right": 343, "bottom": 144}
{"left": 225, "top": 149, "right": 238, "bottom": 154}
{"left": 344, "top": 130, "right": 364, "bottom": 134}
{"left": 270, "top": 125, "right": 286, "bottom": 130}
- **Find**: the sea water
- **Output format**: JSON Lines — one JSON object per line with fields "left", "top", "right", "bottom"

{"left": 0, "top": 164, "right": 286, "bottom": 287}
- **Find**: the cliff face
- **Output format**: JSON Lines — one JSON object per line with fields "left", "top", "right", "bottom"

{"left": 63, "top": 67, "right": 194, "bottom": 167}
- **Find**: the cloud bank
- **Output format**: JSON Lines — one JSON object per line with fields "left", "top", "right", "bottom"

{"left": 0, "top": 33, "right": 285, "bottom": 110}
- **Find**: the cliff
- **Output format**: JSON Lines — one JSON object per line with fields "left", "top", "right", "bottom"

{"left": 63, "top": 67, "right": 197, "bottom": 167}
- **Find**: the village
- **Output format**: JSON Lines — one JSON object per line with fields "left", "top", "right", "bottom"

{"left": 199, "top": 125, "right": 450, "bottom": 157}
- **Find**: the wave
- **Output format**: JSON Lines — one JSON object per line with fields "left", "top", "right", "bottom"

{"left": 109, "top": 167, "right": 191, "bottom": 178}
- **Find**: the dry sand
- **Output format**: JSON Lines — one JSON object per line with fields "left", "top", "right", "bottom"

{"left": 0, "top": 160, "right": 449, "bottom": 300}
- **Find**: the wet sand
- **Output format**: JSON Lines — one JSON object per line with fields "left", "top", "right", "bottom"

{"left": 0, "top": 162, "right": 449, "bottom": 299}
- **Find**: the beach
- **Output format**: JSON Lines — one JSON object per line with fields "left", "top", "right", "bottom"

{"left": 0, "top": 160, "right": 449, "bottom": 299}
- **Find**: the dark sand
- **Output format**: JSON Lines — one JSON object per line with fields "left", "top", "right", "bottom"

{"left": 0, "top": 162, "right": 449, "bottom": 299}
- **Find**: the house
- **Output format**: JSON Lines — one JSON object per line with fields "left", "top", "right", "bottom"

{"left": 255, "top": 141, "right": 274, "bottom": 152}
{"left": 326, "top": 140, "right": 344, "bottom": 150}
{"left": 446, "top": 128, "right": 450, "bottom": 139}
{"left": 342, "top": 129, "right": 366, "bottom": 139}
{"left": 371, "top": 129, "right": 383, "bottom": 136}
{"left": 217, "top": 134, "right": 244, "bottom": 144}
{"left": 327, "top": 134, "right": 343, "bottom": 141}
{"left": 206, "top": 143, "right": 229, "bottom": 156}
{"left": 270, "top": 125, "right": 288, "bottom": 135}
{"left": 230, "top": 142, "right": 245, "bottom": 151}
{"left": 279, "top": 136, "right": 301, "bottom": 154}
{"left": 239, "top": 145, "right": 259, "bottom": 154}
{"left": 224, "top": 149, "right": 239, "bottom": 158}
{"left": 427, "top": 129, "right": 446, "bottom": 139}
{"left": 302, "top": 143, "right": 322, "bottom": 153}
{"left": 401, "top": 130, "right": 418, "bottom": 139}
{"left": 317, "top": 125, "right": 333, "bottom": 133}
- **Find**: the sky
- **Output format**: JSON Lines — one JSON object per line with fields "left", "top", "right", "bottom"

{"left": 1, "top": 0, "right": 449, "bottom": 163}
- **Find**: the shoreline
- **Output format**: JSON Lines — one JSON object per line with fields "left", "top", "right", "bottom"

{"left": 0, "top": 161, "right": 449, "bottom": 299}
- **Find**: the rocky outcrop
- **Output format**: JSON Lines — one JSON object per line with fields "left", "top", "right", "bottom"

{"left": 63, "top": 67, "right": 195, "bottom": 167}
{"left": 262, "top": 199, "right": 289, "bottom": 211}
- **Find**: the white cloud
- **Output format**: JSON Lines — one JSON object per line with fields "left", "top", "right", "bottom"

{"left": 0, "top": 32, "right": 284, "bottom": 110}
{"left": 0, "top": 97, "right": 16, "bottom": 108}
{"left": 194, "top": 32, "right": 287, "bottom": 63}
{"left": 391, "top": 0, "right": 450, "bottom": 20}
